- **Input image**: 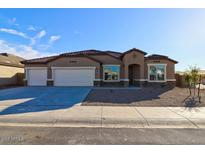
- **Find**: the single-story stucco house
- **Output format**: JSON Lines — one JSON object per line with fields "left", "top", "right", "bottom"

{"left": 0, "top": 53, "right": 24, "bottom": 86}
{"left": 21, "top": 48, "right": 178, "bottom": 87}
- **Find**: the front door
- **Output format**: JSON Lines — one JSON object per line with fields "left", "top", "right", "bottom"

{"left": 128, "top": 64, "right": 140, "bottom": 86}
{"left": 128, "top": 65, "right": 134, "bottom": 85}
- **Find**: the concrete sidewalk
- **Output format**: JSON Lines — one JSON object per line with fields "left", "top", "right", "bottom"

{"left": 0, "top": 105, "right": 205, "bottom": 128}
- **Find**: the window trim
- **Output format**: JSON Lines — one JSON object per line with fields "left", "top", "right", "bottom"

{"left": 147, "top": 64, "right": 167, "bottom": 82}
{"left": 103, "top": 65, "right": 120, "bottom": 82}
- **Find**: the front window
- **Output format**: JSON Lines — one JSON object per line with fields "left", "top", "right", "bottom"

{"left": 148, "top": 64, "right": 166, "bottom": 81}
{"left": 103, "top": 65, "right": 120, "bottom": 81}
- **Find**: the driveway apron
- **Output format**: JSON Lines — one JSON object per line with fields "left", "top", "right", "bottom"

{"left": 0, "top": 87, "right": 91, "bottom": 115}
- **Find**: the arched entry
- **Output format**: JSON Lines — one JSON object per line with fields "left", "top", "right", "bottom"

{"left": 128, "top": 64, "right": 140, "bottom": 86}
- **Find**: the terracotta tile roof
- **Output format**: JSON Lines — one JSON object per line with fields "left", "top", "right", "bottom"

{"left": 61, "top": 50, "right": 122, "bottom": 59}
{"left": 22, "top": 49, "right": 123, "bottom": 64}
{"left": 121, "top": 48, "right": 147, "bottom": 57}
{"left": 146, "top": 54, "right": 168, "bottom": 59}
{"left": 0, "top": 53, "right": 24, "bottom": 67}
{"left": 105, "top": 51, "right": 122, "bottom": 58}
{"left": 21, "top": 55, "right": 58, "bottom": 64}
{"left": 145, "top": 54, "right": 178, "bottom": 63}
{"left": 21, "top": 49, "right": 178, "bottom": 65}
{"left": 60, "top": 50, "right": 102, "bottom": 56}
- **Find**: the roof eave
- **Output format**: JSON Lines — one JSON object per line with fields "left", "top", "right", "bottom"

{"left": 121, "top": 48, "right": 147, "bottom": 59}
{"left": 0, "top": 62, "right": 24, "bottom": 68}
{"left": 145, "top": 57, "right": 178, "bottom": 64}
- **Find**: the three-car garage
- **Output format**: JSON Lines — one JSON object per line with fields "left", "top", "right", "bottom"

{"left": 26, "top": 67, "right": 95, "bottom": 86}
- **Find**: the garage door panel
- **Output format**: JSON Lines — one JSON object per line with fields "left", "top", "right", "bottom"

{"left": 54, "top": 69, "right": 94, "bottom": 86}
{"left": 28, "top": 69, "right": 47, "bottom": 86}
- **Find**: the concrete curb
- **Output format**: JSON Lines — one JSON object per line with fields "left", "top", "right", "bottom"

{"left": 1, "top": 106, "right": 205, "bottom": 129}
{"left": 146, "top": 118, "right": 198, "bottom": 128}
{"left": 0, "top": 117, "right": 203, "bottom": 128}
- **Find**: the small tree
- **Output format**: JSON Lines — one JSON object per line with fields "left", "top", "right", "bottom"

{"left": 198, "top": 75, "right": 202, "bottom": 103}
{"left": 184, "top": 66, "right": 201, "bottom": 106}
{"left": 184, "top": 72, "right": 192, "bottom": 96}
{"left": 190, "top": 66, "right": 200, "bottom": 98}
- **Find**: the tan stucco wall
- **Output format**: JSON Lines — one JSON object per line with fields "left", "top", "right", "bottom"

{"left": 144, "top": 59, "right": 176, "bottom": 80}
{"left": 0, "top": 65, "right": 24, "bottom": 86}
{"left": 90, "top": 55, "right": 121, "bottom": 64}
{"left": 122, "top": 51, "right": 145, "bottom": 79}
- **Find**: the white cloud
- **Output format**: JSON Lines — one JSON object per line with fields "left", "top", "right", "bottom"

{"left": 0, "top": 28, "right": 29, "bottom": 39}
{"left": 35, "top": 30, "right": 46, "bottom": 39}
{"left": 27, "top": 25, "right": 37, "bottom": 31}
{"left": 0, "top": 26, "right": 59, "bottom": 58}
{"left": 0, "top": 39, "right": 57, "bottom": 59}
{"left": 30, "top": 30, "right": 46, "bottom": 46}
{"left": 0, "top": 28, "right": 46, "bottom": 46}
{"left": 0, "top": 27, "right": 58, "bottom": 47}
{"left": 49, "top": 35, "right": 61, "bottom": 44}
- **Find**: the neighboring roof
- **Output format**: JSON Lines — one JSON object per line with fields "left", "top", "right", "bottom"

{"left": 145, "top": 54, "right": 178, "bottom": 64}
{"left": 0, "top": 53, "right": 24, "bottom": 68}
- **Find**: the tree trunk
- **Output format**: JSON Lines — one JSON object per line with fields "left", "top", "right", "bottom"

{"left": 198, "top": 75, "right": 202, "bottom": 103}
{"left": 189, "top": 86, "right": 192, "bottom": 96}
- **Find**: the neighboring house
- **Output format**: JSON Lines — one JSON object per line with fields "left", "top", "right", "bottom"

{"left": 0, "top": 53, "right": 24, "bottom": 86}
{"left": 176, "top": 70, "right": 205, "bottom": 75}
{"left": 21, "top": 48, "right": 178, "bottom": 87}
{"left": 176, "top": 70, "right": 205, "bottom": 87}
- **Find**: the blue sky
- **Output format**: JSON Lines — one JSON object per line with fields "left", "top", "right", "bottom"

{"left": 0, "top": 9, "right": 204, "bottom": 71}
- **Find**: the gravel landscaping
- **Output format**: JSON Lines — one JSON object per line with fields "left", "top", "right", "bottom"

{"left": 83, "top": 87, "right": 205, "bottom": 107}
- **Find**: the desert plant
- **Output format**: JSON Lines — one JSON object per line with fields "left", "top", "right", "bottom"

{"left": 184, "top": 66, "right": 201, "bottom": 106}
{"left": 184, "top": 73, "right": 192, "bottom": 95}
{"left": 189, "top": 66, "right": 200, "bottom": 97}
{"left": 198, "top": 75, "right": 202, "bottom": 103}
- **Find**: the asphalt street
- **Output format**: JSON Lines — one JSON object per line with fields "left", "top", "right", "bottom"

{"left": 0, "top": 126, "right": 205, "bottom": 144}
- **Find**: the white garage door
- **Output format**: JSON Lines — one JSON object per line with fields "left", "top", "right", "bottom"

{"left": 53, "top": 68, "right": 95, "bottom": 86}
{"left": 27, "top": 69, "right": 47, "bottom": 86}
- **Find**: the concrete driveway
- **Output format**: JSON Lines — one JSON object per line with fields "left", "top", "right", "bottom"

{"left": 1, "top": 87, "right": 205, "bottom": 129}
{"left": 0, "top": 87, "right": 91, "bottom": 115}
